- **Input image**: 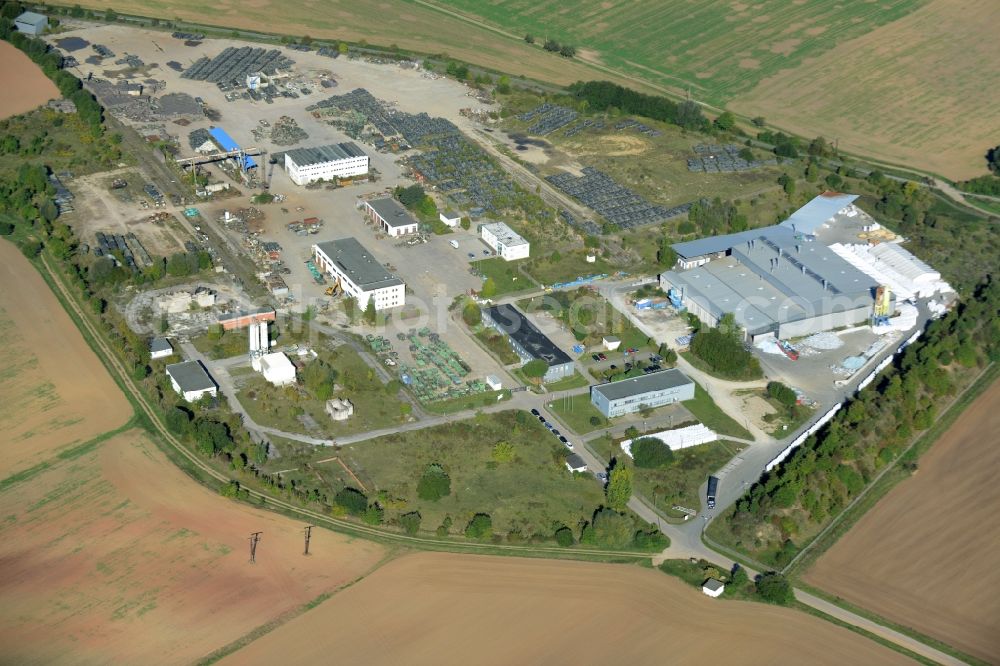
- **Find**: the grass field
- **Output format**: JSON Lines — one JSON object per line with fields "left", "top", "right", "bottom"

{"left": 218, "top": 551, "right": 912, "bottom": 665}
{"left": 731, "top": 0, "right": 1000, "bottom": 180}
{"left": 471, "top": 257, "right": 534, "bottom": 296}
{"left": 683, "top": 383, "right": 754, "bottom": 441}
{"left": 803, "top": 378, "right": 1000, "bottom": 662}
{"left": 548, "top": 393, "right": 607, "bottom": 434}
{"left": 335, "top": 411, "right": 606, "bottom": 538}
{"left": 631, "top": 440, "right": 746, "bottom": 517}
{"left": 0, "top": 241, "right": 132, "bottom": 477}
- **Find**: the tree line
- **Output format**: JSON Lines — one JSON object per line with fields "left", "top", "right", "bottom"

{"left": 567, "top": 81, "right": 708, "bottom": 132}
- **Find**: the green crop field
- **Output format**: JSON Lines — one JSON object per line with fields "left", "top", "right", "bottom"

{"left": 434, "top": 0, "right": 925, "bottom": 103}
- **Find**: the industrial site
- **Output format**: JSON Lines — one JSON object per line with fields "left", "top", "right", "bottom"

{"left": 2, "top": 6, "right": 996, "bottom": 666}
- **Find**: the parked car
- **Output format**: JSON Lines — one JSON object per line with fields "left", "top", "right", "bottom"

{"left": 551, "top": 429, "right": 560, "bottom": 437}
{"left": 483, "top": 250, "right": 490, "bottom": 255}
{"left": 545, "top": 422, "right": 554, "bottom": 430}
{"left": 530, "top": 408, "right": 540, "bottom": 416}
{"left": 467, "top": 252, "right": 475, "bottom": 258}
{"left": 538, "top": 415, "right": 546, "bottom": 422}
{"left": 609, "top": 364, "right": 617, "bottom": 370}
{"left": 591, "top": 353, "right": 600, "bottom": 362}
{"left": 595, "top": 471, "right": 608, "bottom": 483}
{"left": 598, "top": 352, "right": 607, "bottom": 361}
{"left": 563, "top": 440, "right": 574, "bottom": 450}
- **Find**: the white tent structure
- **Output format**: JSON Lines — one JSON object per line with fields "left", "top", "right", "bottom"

{"left": 621, "top": 424, "right": 718, "bottom": 454}
{"left": 828, "top": 242, "right": 952, "bottom": 300}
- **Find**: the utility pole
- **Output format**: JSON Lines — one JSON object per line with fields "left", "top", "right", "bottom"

{"left": 249, "top": 531, "right": 262, "bottom": 564}
{"left": 303, "top": 525, "right": 314, "bottom": 556}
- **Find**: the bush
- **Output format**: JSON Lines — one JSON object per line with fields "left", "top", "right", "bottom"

{"left": 417, "top": 463, "right": 451, "bottom": 501}
{"left": 631, "top": 437, "right": 675, "bottom": 468}
{"left": 554, "top": 525, "right": 574, "bottom": 547}
{"left": 767, "top": 381, "right": 797, "bottom": 407}
{"left": 462, "top": 300, "right": 482, "bottom": 326}
{"left": 362, "top": 503, "right": 384, "bottom": 525}
{"left": 334, "top": 487, "right": 368, "bottom": 515}
{"left": 400, "top": 511, "right": 422, "bottom": 535}
{"left": 0, "top": 221, "right": 14, "bottom": 235}
{"left": 756, "top": 572, "right": 794, "bottom": 605}
{"left": 465, "top": 513, "right": 493, "bottom": 540}
{"left": 633, "top": 528, "right": 668, "bottom": 550}
{"left": 436, "top": 515, "right": 452, "bottom": 537}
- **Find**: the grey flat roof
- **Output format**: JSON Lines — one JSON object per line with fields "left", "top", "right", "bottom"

{"left": 566, "top": 453, "right": 588, "bottom": 469}
{"left": 166, "top": 360, "right": 216, "bottom": 392}
{"left": 366, "top": 198, "right": 417, "bottom": 228}
{"left": 285, "top": 142, "right": 366, "bottom": 166}
{"left": 484, "top": 304, "right": 572, "bottom": 367}
{"left": 150, "top": 337, "right": 173, "bottom": 353}
{"left": 481, "top": 222, "right": 528, "bottom": 247}
{"left": 780, "top": 192, "right": 858, "bottom": 235}
{"left": 592, "top": 368, "right": 692, "bottom": 402}
{"left": 314, "top": 237, "right": 404, "bottom": 290}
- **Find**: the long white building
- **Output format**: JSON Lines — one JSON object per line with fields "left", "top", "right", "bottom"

{"left": 284, "top": 143, "right": 369, "bottom": 185}
{"left": 313, "top": 237, "right": 405, "bottom": 311}
{"left": 480, "top": 222, "right": 530, "bottom": 261}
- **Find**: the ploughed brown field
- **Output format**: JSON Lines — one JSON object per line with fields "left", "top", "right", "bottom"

{"left": 0, "top": 240, "right": 132, "bottom": 477}
{"left": 0, "top": 40, "right": 59, "bottom": 120}
{"left": 0, "top": 429, "right": 387, "bottom": 664}
{"left": 805, "top": 379, "right": 1000, "bottom": 662}
{"left": 220, "top": 551, "right": 910, "bottom": 665}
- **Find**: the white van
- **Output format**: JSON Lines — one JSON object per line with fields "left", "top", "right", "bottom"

{"left": 449, "top": 240, "right": 459, "bottom": 249}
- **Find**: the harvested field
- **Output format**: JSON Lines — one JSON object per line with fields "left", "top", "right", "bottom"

{"left": 0, "top": 41, "right": 59, "bottom": 120}
{"left": 221, "top": 551, "right": 910, "bottom": 665}
{"left": 0, "top": 241, "right": 131, "bottom": 477}
{"left": 805, "top": 379, "right": 1000, "bottom": 662}
{"left": 0, "top": 428, "right": 386, "bottom": 664}
{"left": 732, "top": 0, "right": 1000, "bottom": 180}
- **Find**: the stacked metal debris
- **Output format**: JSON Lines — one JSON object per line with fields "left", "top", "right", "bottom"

{"left": 546, "top": 167, "right": 691, "bottom": 230}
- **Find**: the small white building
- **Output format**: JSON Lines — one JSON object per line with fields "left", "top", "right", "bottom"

{"left": 480, "top": 222, "right": 529, "bottom": 261}
{"left": 326, "top": 397, "right": 355, "bottom": 421}
{"left": 14, "top": 11, "right": 48, "bottom": 35}
{"left": 284, "top": 143, "right": 369, "bottom": 185}
{"left": 565, "top": 453, "right": 588, "bottom": 473}
{"left": 166, "top": 361, "right": 218, "bottom": 402}
{"left": 602, "top": 335, "right": 621, "bottom": 351}
{"left": 150, "top": 337, "right": 174, "bottom": 360}
{"left": 313, "top": 237, "right": 406, "bottom": 311}
{"left": 702, "top": 579, "right": 725, "bottom": 598}
{"left": 362, "top": 198, "right": 419, "bottom": 237}
{"left": 259, "top": 352, "right": 296, "bottom": 386}
{"left": 439, "top": 210, "right": 462, "bottom": 228}
{"left": 485, "top": 374, "right": 502, "bottom": 391}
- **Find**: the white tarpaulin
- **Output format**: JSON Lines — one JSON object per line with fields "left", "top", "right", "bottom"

{"left": 621, "top": 424, "right": 718, "bottom": 455}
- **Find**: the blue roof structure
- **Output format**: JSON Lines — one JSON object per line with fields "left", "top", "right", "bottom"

{"left": 780, "top": 192, "right": 858, "bottom": 235}
{"left": 208, "top": 127, "right": 256, "bottom": 170}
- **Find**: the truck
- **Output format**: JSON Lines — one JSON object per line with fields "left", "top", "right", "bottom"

{"left": 706, "top": 475, "right": 719, "bottom": 510}
{"left": 449, "top": 240, "right": 459, "bottom": 249}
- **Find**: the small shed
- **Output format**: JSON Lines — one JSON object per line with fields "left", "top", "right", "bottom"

{"left": 702, "top": 578, "right": 725, "bottom": 598}
{"left": 439, "top": 209, "right": 462, "bottom": 228}
{"left": 150, "top": 337, "right": 174, "bottom": 360}
{"left": 485, "top": 374, "right": 502, "bottom": 391}
{"left": 564, "top": 453, "right": 588, "bottom": 473}
{"left": 15, "top": 11, "right": 48, "bottom": 35}
{"left": 603, "top": 335, "right": 621, "bottom": 351}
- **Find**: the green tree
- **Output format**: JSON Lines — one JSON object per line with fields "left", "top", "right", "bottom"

{"left": 400, "top": 511, "right": 422, "bottom": 535}
{"left": 362, "top": 298, "right": 376, "bottom": 325}
{"left": 590, "top": 508, "right": 632, "bottom": 548}
{"left": 631, "top": 437, "right": 675, "bottom": 468}
{"left": 480, "top": 277, "right": 497, "bottom": 299}
{"left": 436, "top": 515, "right": 452, "bottom": 537}
{"left": 417, "top": 463, "right": 451, "bottom": 500}
{"left": 464, "top": 513, "right": 493, "bottom": 540}
{"left": 767, "top": 381, "right": 797, "bottom": 407}
{"left": 657, "top": 238, "right": 677, "bottom": 267}
{"left": 362, "top": 503, "right": 384, "bottom": 525}
{"left": 462, "top": 300, "right": 482, "bottom": 326}
{"left": 554, "top": 525, "right": 574, "bottom": 546}
{"left": 605, "top": 466, "right": 633, "bottom": 510}
{"left": 522, "top": 358, "right": 548, "bottom": 383}
{"left": 334, "top": 487, "right": 368, "bottom": 515}
{"left": 756, "top": 572, "right": 794, "bottom": 605}
{"left": 460, "top": 217, "right": 471, "bottom": 230}
{"left": 524, "top": 34, "right": 535, "bottom": 44}
{"left": 714, "top": 111, "right": 736, "bottom": 132}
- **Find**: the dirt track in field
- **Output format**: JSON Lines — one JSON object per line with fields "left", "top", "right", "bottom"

{"left": 0, "top": 41, "right": 59, "bottom": 120}
{"left": 0, "top": 428, "right": 386, "bottom": 664}
{"left": 221, "top": 551, "right": 910, "bottom": 665}
{"left": 0, "top": 240, "right": 131, "bottom": 477}
{"left": 805, "top": 379, "right": 1000, "bottom": 662}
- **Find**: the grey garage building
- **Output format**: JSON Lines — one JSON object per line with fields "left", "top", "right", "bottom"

{"left": 590, "top": 368, "right": 695, "bottom": 418}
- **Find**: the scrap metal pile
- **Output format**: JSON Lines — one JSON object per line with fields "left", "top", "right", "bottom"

{"left": 93, "top": 231, "right": 153, "bottom": 269}
{"left": 517, "top": 103, "right": 578, "bottom": 135}
{"left": 408, "top": 135, "right": 520, "bottom": 216}
{"left": 687, "top": 144, "right": 776, "bottom": 173}
{"left": 181, "top": 47, "right": 295, "bottom": 89}
{"left": 251, "top": 115, "right": 309, "bottom": 146}
{"left": 546, "top": 167, "right": 690, "bottom": 230}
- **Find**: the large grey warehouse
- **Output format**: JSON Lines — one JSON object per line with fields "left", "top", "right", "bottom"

{"left": 661, "top": 193, "right": 883, "bottom": 341}
{"left": 591, "top": 368, "right": 695, "bottom": 418}
{"left": 482, "top": 304, "right": 574, "bottom": 383}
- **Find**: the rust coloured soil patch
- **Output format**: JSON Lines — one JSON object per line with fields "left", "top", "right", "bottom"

{"left": 805, "top": 379, "right": 1000, "bottom": 662}
{"left": 0, "top": 40, "right": 59, "bottom": 120}
{"left": 221, "top": 551, "right": 910, "bottom": 665}
{"left": 0, "top": 429, "right": 386, "bottom": 664}
{"left": 0, "top": 240, "right": 131, "bottom": 477}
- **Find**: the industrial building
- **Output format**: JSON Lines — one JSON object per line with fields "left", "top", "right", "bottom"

{"left": 283, "top": 143, "right": 369, "bottom": 185}
{"left": 661, "top": 193, "right": 882, "bottom": 340}
{"left": 14, "top": 11, "right": 47, "bottom": 35}
{"left": 480, "top": 222, "right": 530, "bottom": 261}
{"left": 362, "top": 198, "right": 419, "bottom": 237}
{"left": 166, "top": 360, "right": 218, "bottom": 402}
{"left": 218, "top": 307, "right": 275, "bottom": 330}
{"left": 482, "top": 304, "right": 574, "bottom": 383}
{"left": 590, "top": 368, "right": 695, "bottom": 418}
{"left": 313, "top": 237, "right": 405, "bottom": 310}
{"left": 207, "top": 127, "right": 256, "bottom": 171}
{"left": 259, "top": 352, "right": 296, "bottom": 386}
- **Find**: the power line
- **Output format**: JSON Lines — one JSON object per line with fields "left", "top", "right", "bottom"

{"left": 249, "top": 531, "right": 262, "bottom": 564}
{"left": 303, "top": 525, "right": 314, "bottom": 556}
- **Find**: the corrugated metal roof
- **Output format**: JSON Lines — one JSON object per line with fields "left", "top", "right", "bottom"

{"left": 284, "top": 142, "right": 367, "bottom": 166}
{"left": 208, "top": 127, "right": 256, "bottom": 169}
{"left": 314, "top": 237, "right": 404, "bottom": 290}
{"left": 365, "top": 198, "right": 418, "bottom": 228}
{"left": 780, "top": 192, "right": 858, "bottom": 235}
{"left": 591, "top": 368, "right": 693, "bottom": 402}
